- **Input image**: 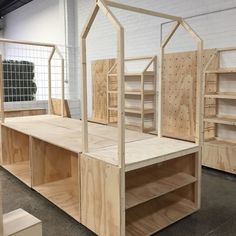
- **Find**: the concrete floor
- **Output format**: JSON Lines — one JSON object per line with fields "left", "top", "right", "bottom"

{"left": 1, "top": 167, "right": 236, "bottom": 236}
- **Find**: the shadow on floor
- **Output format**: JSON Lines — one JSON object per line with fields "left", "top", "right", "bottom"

{"left": 1, "top": 167, "right": 236, "bottom": 236}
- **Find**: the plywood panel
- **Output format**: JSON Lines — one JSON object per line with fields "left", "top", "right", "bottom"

{"left": 203, "top": 140, "right": 236, "bottom": 174}
{"left": 0, "top": 183, "right": 3, "bottom": 236}
{"left": 81, "top": 154, "right": 120, "bottom": 236}
{"left": 1, "top": 126, "right": 29, "bottom": 165}
{"left": 31, "top": 138, "right": 76, "bottom": 186}
{"left": 162, "top": 49, "right": 217, "bottom": 141}
{"left": 4, "top": 108, "right": 46, "bottom": 118}
{"left": 51, "top": 98, "right": 71, "bottom": 118}
{"left": 92, "top": 58, "right": 116, "bottom": 123}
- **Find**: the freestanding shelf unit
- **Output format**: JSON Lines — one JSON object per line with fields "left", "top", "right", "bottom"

{"left": 107, "top": 56, "right": 157, "bottom": 132}
{"left": 80, "top": 1, "right": 203, "bottom": 235}
{"left": 203, "top": 47, "right": 236, "bottom": 174}
{"left": 0, "top": 1, "right": 203, "bottom": 236}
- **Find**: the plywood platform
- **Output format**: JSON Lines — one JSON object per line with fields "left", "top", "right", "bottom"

{"left": 86, "top": 137, "right": 199, "bottom": 171}
{"left": 2, "top": 115, "right": 152, "bottom": 153}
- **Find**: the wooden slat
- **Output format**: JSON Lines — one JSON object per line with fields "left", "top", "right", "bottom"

{"left": 206, "top": 68, "right": 236, "bottom": 74}
{"left": 204, "top": 92, "right": 236, "bottom": 99}
{"left": 126, "top": 168, "right": 196, "bottom": 209}
{"left": 126, "top": 191, "right": 196, "bottom": 236}
{"left": 204, "top": 115, "right": 236, "bottom": 126}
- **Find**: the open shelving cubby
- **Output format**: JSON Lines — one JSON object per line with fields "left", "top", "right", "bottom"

{"left": 31, "top": 138, "right": 80, "bottom": 222}
{"left": 1, "top": 125, "right": 31, "bottom": 186}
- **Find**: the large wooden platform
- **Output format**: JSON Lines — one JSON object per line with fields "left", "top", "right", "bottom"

{"left": 0, "top": 115, "right": 200, "bottom": 235}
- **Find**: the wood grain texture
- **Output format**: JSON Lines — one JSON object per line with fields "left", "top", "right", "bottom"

{"left": 162, "top": 49, "right": 217, "bottom": 141}
{"left": 0, "top": 183, "right": 3, "bottom": 236}
{"left": 81, "top": 154, "right": 120, "bottom": 236}
{"left": 3, "top": 108, "right": 46, "bottom": 118}
{"left": 31, "top": 138, "right": 76, "bottom": 186}
{"left": 126, "top": 154, "right": 196, "bottom": 209}
{"left": 203, "top": 139, "right": 236, "bottom": 174}
{"left": 51, "top": 98, "right": 71, "bottom": 117}
{"left": 3, "top": 161, "right": 31, "bottom": 187}
{"left": 1, "top": 126, "right": 29, "bottom": 165}
{"left": 126, "top": 186, "right": 196, "bottom": 236}
{"left": 92, "top": 58, "right": 116, "bottom": 123}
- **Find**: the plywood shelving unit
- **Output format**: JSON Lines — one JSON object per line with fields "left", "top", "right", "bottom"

{"left": 80, "top": 1, "right": 203, "bottom": 235}
{"left": 0, "top": 1, "right": 203, "bottom": 235}
{"left": 203, "top": 48, "right": 236, "bottom": 174}
{"left": 107, "top": 56, "right": 157, "bottom": 132}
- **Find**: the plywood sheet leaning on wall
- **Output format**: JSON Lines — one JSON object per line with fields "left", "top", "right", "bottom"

{"left": 92, "top": 59, "right": 116, "bottom": 124}
{"left": 162, "top": 49, "right": 217, "bottom": 141}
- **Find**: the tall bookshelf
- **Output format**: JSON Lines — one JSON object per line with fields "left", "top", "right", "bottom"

{"left": 203, "top": 48, "right": 236, "bottom": 174}
{"left": 107, "top": 56, "right": 157, "bottom": 133}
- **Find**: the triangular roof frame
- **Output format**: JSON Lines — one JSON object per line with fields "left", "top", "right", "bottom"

{"left": 80, "top": 1, "right": 203, "bottom": 234}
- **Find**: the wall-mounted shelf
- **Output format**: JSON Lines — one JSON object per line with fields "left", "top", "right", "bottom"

{"left": 204, "top": 115, "right": 236, "bottom": 126}
{"left": 204, "top": 92, "right": 236, "bottom": 99}
{"left": 205, "top": 68, "right": 236, "bottom": 74}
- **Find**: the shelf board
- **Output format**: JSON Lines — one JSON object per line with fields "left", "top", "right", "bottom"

{"left": 108, "top": 107, "right": 155, "bottom": 114}
{"left": 204, "top": 92, "right": 236, "bottom": 99}
{"left": 126, "top": 168, "right": 197, "bottom": 209}
{"left": 126, "top": 193, "right": 197, "bottom": 236}
{"left": 206, "top": 68, "right": 236, "bottom": 74}
{"left": 2, "top": 161, "right": 31, "bottom": 187}
{"left": 34, "top": 177, "right": 80, "bottom": 221}
{"left": 108, "top": 90, "right": 155, "bottom": 95}
{"left": 108, "top": 71, "right": 154, "bottom": 77}
{"left": 204, "top": 115, "right": 236, "bottom": 126}
{"left": 204, "top": 137, "right": 236, "bottom": 146}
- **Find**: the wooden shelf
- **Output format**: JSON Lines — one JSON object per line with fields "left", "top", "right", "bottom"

{"left": 204, "top": 115, "right": 236, "bottom": 126}
{"left": 2, "top": 161, "right": 31, "bottom": 187}
{"left": 205, "top": 68, "right": 236, "bottom": 74}
{"left": 126, "top": 192, "right": 196, "bottom": 236}
{"left": 34, "top": 177, "right": 80, "bottom": 221}
{"left": 108, "top": 107, "right": 155, "bottom": 114}
{"left": 204, "top": 92, "right": 236, "bottom": 99}
{"left": 108, "top": 90, "right": 155, "bottom": 95}
{"left": 108, "top": 71, "right": 154, "bottom": 77}
{"left": 204, "top": 137, "right": 236, "bottom": 146}
{"left": 126, "top": 168, "right": 197, "bottom": 209}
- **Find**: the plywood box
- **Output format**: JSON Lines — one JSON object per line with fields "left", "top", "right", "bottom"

{"left": 3, "top": 209, "right": 42, "bottom": 236}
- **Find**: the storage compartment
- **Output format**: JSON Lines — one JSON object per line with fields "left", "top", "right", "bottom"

{"left": 1, "top": 126, "right": 31, "bottom": 186}
{"left": 125, "top": 154, "right": 198, "bottom": 235}
{"left": 126, "top": 184, "right": 196, "bottom": 236}
{"left": 203, "top": 138, "right": 236, "bottom": 174}
{"left": 31, "top": 138, "right": 80, "bottom": 221}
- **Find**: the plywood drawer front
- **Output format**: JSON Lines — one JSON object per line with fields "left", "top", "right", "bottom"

{"left": 203, "top": 142, "right": 236, "bottom": 174}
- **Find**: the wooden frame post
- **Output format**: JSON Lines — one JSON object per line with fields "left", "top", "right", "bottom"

{"left": 55, "top": 46, "right": 65, "bottom": 118}
{"left": 48, "top": 47, "right": 56, "bottom": 115}
{"left": 0, "top": 55, "right": 4, "bottom": 123}
{"left": 158, "top": 22, "right": 180, "bottom": 137}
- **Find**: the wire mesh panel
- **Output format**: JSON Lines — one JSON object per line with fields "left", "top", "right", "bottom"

{"left": 0, "top": 41, "right": 66, "bottom": 114}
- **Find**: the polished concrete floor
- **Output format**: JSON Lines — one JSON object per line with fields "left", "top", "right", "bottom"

{"left": 1, "top": 167, "right": 236, "bottom": 236}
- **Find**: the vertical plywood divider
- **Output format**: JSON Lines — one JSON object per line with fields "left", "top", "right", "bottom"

{"left": 81, "top": 154, "right": 120, "bottom": 236}
{"left": 0, "top": 182, "right": 3, "bottom": 236}
{"left": 1, "top": 126, "right": 29, "bottom": 165}
{"left": 92, "top": 59, "right": 116, "bottom": 123}
{"left": 162, "top": 49, "right": 217, "bottom": 141}
{"left": 31, "top": 138, "right": 73, "bottom": 186}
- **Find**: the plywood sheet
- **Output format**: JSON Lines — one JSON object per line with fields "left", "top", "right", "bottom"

{"left": 92, "top": 58, "right": 116, "bottom": 123}
{"left": 162, "top": 49, "right": 217, "bottom": 141}
{"left": 203, "top": 140, "right": 236, "bottom": 174}
{"left": 51, "top": 98, "right": 71, "bottom": 118}
{"left": 81, "top": 155, "right": 120, "bottom": 236}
